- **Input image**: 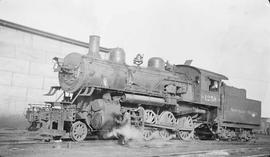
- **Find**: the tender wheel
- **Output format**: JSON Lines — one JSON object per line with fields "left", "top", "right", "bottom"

{"left": 158, "top": 111, "right": 176, "bottom": 126}
{"left": 143, "top": 129, "right": 154, "bottom": 141}
{"left": 159, "top": 129, "right": 172, "bottom": 140}
{"left": 240, "top": 130, "right": 251, "bottom": 141}
{"left": 217, "top": 126, "right": 235, "bottom": 140}
{"left": 177, "top": 130, "right": 194, "bottom": 141}
{"left": 144, "top": 110, "right": 157, "bottom": 124}
{"left": 70, "top": 121, "right": 88, "bottom": 142}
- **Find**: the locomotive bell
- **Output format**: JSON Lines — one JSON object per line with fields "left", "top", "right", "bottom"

{"left": 109, "top": 48, "right": 126, "bottom": 64}
{"left": 147, "top": 57, "right": 165, "bottom": 70}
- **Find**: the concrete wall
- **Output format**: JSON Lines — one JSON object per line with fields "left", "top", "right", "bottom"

{"left": 0, "top": 25, "right": 88, "bottom": 129}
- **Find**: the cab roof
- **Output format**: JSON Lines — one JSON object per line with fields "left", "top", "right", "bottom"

{"left": 176, "top": 65, "right": 228, "bottom": 81}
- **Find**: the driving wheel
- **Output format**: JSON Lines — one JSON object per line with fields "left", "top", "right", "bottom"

{"left": 158, "top": 111, "right": 176, "bottom": 126}
{"left": 144, "top": 109, "right": 157, "bottom": 124}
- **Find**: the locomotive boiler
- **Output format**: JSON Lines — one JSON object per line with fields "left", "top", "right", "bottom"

{"left": 26, "top": 35, "right": 261, "bottom": 142}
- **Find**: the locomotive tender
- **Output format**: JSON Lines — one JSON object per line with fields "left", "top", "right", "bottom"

{"left": 26, "top": 35, "right": 261, "bottom": 142}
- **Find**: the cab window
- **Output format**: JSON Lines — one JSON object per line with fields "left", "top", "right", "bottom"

{"left": 209, "top": 79, "right": 219, "bottom": 92}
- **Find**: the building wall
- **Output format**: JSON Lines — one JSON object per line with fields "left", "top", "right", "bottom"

{"left": 0, "top": 25, "right": 88, "bottom": 128}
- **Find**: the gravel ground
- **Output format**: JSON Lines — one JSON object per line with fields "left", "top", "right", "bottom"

{"left": 0, "top": 129, "right": 270, "bottom": 157}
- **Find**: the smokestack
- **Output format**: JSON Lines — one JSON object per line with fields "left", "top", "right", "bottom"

{"left": 88, "top": 35, "right": 100, "bottom": 58}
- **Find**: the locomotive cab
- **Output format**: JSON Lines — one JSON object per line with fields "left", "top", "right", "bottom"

{"left": 175, "top": 65, "right": 228, "bottom": 106}
{"left": 174, "top": 65, "right": 229, "bottom": 127}
{"left": 198, "top": 69, "right": 228, "bottom": 107}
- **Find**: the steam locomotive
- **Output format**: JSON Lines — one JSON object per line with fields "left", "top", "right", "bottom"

{"left": 26, "top": 35, "right": 261, "bottom": 142}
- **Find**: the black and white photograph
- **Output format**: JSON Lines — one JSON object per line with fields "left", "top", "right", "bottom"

{"left": 0, "top": 0, "right": 270, "bottom": 156}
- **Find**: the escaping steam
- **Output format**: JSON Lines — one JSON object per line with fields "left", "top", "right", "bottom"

{"left": 104, "top": 113, "right": 144, "bottom": 145}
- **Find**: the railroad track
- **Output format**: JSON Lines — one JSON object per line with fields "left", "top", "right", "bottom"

{"left": 0, "top": 137, "right": 267, "bottom": 146}
{"left": 0, "top": 139, "right": 49, "bottom": 146}
{"left": 0, "top": 138, "right": 269, "bottom": 157}
{"left": 145, "top": 147, "right": 270, "bottom": 157}
{"left": 0, "top": 138, "right": 120, "bottom": 148}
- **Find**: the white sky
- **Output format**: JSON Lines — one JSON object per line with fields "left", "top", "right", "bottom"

{"left": 0, "top": 0, "right": 269, "bottom": 117}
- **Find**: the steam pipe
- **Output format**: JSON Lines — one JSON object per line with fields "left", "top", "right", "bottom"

{"left": 0, "top": 19, "right": 112, "bottom": 53}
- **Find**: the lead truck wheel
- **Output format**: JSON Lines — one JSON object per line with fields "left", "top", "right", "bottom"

{"left": 70, "top": 121, "right": 88, "bottom": 142}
